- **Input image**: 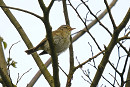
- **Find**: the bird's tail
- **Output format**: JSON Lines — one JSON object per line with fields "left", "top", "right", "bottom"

{"left": 25, "top": 48, "right": 36, "bottom": 55}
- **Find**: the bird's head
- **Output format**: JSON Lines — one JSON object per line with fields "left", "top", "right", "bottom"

{"left": 58, "top": 25, "right": 75, "bottom": 31}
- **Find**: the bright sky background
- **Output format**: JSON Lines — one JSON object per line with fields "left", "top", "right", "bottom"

{"left": 0, "top": 0, "right": 130, "bottom": 87}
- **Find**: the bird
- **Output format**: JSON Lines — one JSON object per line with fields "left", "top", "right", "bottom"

{"left": 25, "top": 25, "right": 75, "bottom": 55}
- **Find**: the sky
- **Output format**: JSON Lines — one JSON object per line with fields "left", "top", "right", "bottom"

{"left": 0, "top": 0, "right": 130, "bottom": 87}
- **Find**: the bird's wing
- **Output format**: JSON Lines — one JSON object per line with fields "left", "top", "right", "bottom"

{"left": 34, "top": 38, "right": 47, "bottom": 50}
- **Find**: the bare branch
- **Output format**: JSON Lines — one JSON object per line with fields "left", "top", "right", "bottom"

{"left": 9, "top": 41, "right": 20, "bottom": 59}
{"left": 72, "top": 0, "right": 117, "bottom": 42}
{"left": 109, "top": 73, "right": 120, "bottom": 87}
{"left": 75, "top": 50, "right": 105, "bottom": 69}
{"left": 122, "top": 48, "right": 130, "bottom": 75}
{"left": 104, "top": 0, "right": 117, "bottom": 29}
{"left": 68, "top": 0, "right": 103, "bottom": 52}
{"left": 27, "top": 58, "right": 52, "bottom": 87}
{"left": 68, "top": 0, "right": 87, "bottom": 28}
{"left": 0, "top": 66, "right": 15, "bottom": 87}
{"left": 108, "top": 61, "right": 120, "bottom": 75}
{"left": 0, "top": 0, "right": 118, "bottom": 86}
{"left": 117, "top": 8, "right": 130, "bottom": 33}
{"left": 91, "top": 8, "right": 130, "bottom": 87}
{"left": 80, "top": 0, "right": 112, "bottom": 36}
{"left": 118, "top": 42, "right": 129, "bottom": 56}
{"left": 0, "top": 0, "right": 54, "bottom": 86}
{"left": 62, "top": 1, "right": 75, "bottom": 87}
{"left": 38, "top": 0, "right": 47, "bottom": 13}
{"left": 118, "top": 31, "right": 130, "bottom": 41}
{"left": 58, "top": 65, "right": 68, "bottom": 77}
{"left": 119, "top": 36, "right": 130, "bottom": 41}
{"left": 76, "top": 0, "right": 89, "bottom": 10}
{"left": 62, "top": 0, "right": 70, "bottom": 25}
{"left": 88, "top": 42, "right": 96, "bottom": 67}
{"left": 81, "top": 68, "right": 92, "bottom": 83}
{"left": 38, "top": 0, "right": 60, "bottom": 87}
{"left": 0, "top": 5, "right": 42, "bottom": 20}
{"left": 81, "top": 76, "right": 91, "bottom": 84}
{"left": 125, "top": 64, "right": 130, "bottom": 87}
{"left": 0, "top": 37, "right": 8, "bottom": 75}
{"left": 48, "top": 0, "right": 55, "bottom": 12}
{"left": 16, "top": 68, "right": 32, "bottom": 85}
{"left": 77, "top": 54, "right": 114, "bottom": 86}
{"left": 0, "top": 37, "right": 14, "bottom": 87}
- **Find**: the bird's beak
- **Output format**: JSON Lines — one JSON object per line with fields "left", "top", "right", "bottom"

{"left": 69, "top": 28, "right": 75, "bottom": 31}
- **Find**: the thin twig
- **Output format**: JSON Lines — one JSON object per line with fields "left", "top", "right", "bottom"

{"left": 81, "top": 69, "right": 92, "bottom": 83}
{"left": 84, "top": 12, "right": 90, "bottom": 24}
{"left": 76, "top": 57, "right": 92, "bottom": 83}
{"left": 9, "top": 41, "right": 20, "bottom": 58}
{"left": 119, "top": 36, "right": 130, "bottom": 41}
{"left": 58, "top": 65, "right": 68, "bottom": 77}
{"left": 68, "top": 0, "right": 106, "bottom": 53}
{"left": 68, "top": 0, "right": 88, "bottom": 29}
{"left": 16, "top": 68, "right": 32, "bottom": 85}
{"left": 96, "top": 10, "right": 101, "bottom": 16}
{"left": 75, "top": 50, "right": 105, "bottom": 69}
{"left": 108, "top": 60, "right": 121, "bottom": 77}
{"left": 122, "top": 48, "right": 130, "bottom": 75}
{"left": 80, "top": 0, "right": 112, "bottom": 36}
{"left": 76, "top": 0, "right": 89, "bottom": 10}
{"left": 88, "top": 42, "right": 96, "bottom": 67}
{"left": 109, "top": 73, "right": 120, "bottom": 87}
{"left": 87, "top": 31, "right": 103, "bottom": 53}
{"left": 8, "top": 41, "right": 20, "bottom": 73}
{"left": 104, "top": 0, "right": 117, "bottom": 29}
{"left": 124, "top": 25, "right": 130, "bottom": 36}
{"left": 118, "top": 31, "right": 130, "bottom": 41}
{"left": 0, "top": 5, "right": 42, "bottom": 20}
{"left": 80, "top": 57, "right": 113, "bottom": 86}
{"left": 87, "top": 62, "right": 114, "bottom": 86}
{"left": 118, "top": 42, "right": 129, "bottom": 56}
{"left": 71, "top": 30, "right": 87, "bottom": 36}
{"left": 81, "top": 76, "right": 91, "bottom": 84}
{"left": 113, "top": 45, "right": 120, "bottom": 85}
{"left": 72, "top": 0, "right": 117, "bottom": 43}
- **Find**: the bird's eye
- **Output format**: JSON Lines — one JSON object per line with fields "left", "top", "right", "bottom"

{"left": 65, "top": 26, "right": 68, "bottom": 28}
{"left": 62, "top": 25, "right": 68, "bottom": 28}
{"left": 61, "top": 25, "right": 71, "bottom": 30}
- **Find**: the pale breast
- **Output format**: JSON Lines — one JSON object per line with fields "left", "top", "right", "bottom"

{"left": 41, "top": 31, "right": 71, "bottom": 55}
{"left": 54, "top": 34, "right": 70, "bottom": 54}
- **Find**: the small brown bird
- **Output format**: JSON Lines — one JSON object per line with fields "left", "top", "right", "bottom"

{"left": 25, "top": 25, "right": 75, "bottom": 55}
